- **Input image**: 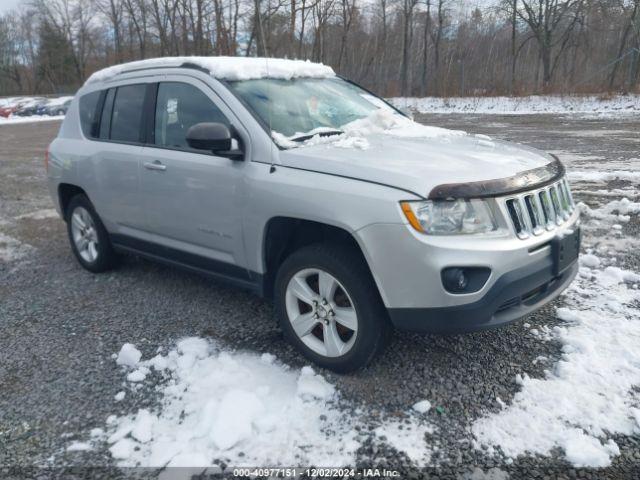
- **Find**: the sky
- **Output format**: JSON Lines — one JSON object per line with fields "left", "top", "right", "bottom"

{"left": 0, "top": 0, "right": 22, "bottom": 14}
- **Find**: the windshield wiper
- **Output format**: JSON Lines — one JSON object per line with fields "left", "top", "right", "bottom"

{"left": 290, "top": 129, "right": 344, "bottom": 143}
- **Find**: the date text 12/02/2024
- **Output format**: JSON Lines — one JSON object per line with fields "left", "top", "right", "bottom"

{"left": 232, "top": 468, "right": 401, "bottom": 477}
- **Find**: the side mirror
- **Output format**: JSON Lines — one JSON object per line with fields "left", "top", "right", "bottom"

{"left": 186, "top": 122, "right": 244, "bottom": 160}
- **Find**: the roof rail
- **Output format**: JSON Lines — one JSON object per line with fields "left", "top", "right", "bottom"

{"left": 117, "top": 62, "right": 210, "bottom": 78}
{"left": 180, "top": 62, "right": 210, "bottom": 74}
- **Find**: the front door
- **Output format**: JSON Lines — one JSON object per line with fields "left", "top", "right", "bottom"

{"left": 139, "top": 79, "right": 248, "bottom": 274}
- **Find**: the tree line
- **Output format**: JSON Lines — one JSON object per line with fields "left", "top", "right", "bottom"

{"left": 0, "top": 0, "right": 639, "bottom": 97}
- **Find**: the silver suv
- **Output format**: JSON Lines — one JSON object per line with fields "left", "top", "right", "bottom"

{"left": 46, "top": 57, "right": 580, "bottom": 372}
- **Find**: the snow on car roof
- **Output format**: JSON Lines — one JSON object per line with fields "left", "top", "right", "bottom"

{"left": 86, "top": 56, "right": 335, "bottom": 84}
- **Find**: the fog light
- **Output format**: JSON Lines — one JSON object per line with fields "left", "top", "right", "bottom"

{"left": 441, "top": 267, "right": 491, "bottom": 294}
{"left": 442, "top": 268, "right": 468, "bottom": 292}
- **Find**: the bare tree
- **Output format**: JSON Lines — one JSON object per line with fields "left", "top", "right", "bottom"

{"left": 510, "top": 0, "right": 517, "bottom": 93}
{"left": 399, "top": 0, "right": 418, "bottom": 95}
{"left": 517, "top": 0, "right": 585, "bottom": 89}
{"left": 2, "top": 0, "right": 640, "bottom": 97}
{"left": 429, "top": 0, "right": 446, "bottom": 94}
{"left": 420, "top": 0, "right": 431, "bottom": 95}
{"left": 608, "top": 0, "right": 639, "bottom": 89}
{"left": 122, "top": 0, "right": 149, "bottom": 58}
{"left": 94, "top": 0, "right": 124, "bottom": 62}
{"left": 337, "top": 0, "right": 356, "bottom": 68}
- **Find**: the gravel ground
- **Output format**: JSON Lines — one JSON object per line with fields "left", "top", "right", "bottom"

{"left": 1, "top": 116, "right": 639, "bottom": 479}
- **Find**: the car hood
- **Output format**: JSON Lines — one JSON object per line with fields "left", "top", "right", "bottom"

{"left": 278, "top": 133, "right": 556, "bottom": 198}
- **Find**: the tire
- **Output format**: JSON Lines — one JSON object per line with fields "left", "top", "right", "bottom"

{"left": 274, "top": 243, "right": 392, "bottom": 373}
{"left": 65, "top": 194, "right": 118, "bottom": 273}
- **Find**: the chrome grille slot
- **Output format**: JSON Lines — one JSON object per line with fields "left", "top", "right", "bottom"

{"left": 524, "top": 195, "right": 543, "bottom": 234}
{"left": 549, "top": 185, "right": 563, "bottom": 224}
{"left": 506, "top": 198, "right": 529, "bottom": 239}
{"left": 504, "top": 178, "right": 575, "bottom": 239}
{"left": 558, "top": 181, "right": 573, "bottom": 214}
{"left": 539, "top": 189, "right": 555, "bottom": 226}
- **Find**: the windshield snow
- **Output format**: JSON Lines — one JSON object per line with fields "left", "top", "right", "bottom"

{"left": 228, "top": 77, "right": 465, "bottom": 149}
{"left": 227, "top": 77, "right": 395, "bottom": 139}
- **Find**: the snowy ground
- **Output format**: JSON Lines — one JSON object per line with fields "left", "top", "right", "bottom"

{"left": 391, "top": 94, "right": 640, "bottom": 117}
{"left": 0, "top": 114, "right": 65, "bottom": 125}
{"left": 1, "top": 115, "right": 640, "bottom": 478}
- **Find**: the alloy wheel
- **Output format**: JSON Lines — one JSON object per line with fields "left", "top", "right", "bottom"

{"left": 70, "top": 206, "right": 99, "bottom": 263}
{"left": 285, "top": 268, "right": 358, "bottom": 357}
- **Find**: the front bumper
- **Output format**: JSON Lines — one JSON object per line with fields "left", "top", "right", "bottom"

{"left": 356, "top": 207, "right": 580, "bottom": 333}
{"left": 387, "top": 255, "right": 578, "bottom": 333}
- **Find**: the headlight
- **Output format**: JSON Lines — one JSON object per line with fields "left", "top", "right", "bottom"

{"left": 400, "top": 199, "right": 497, "bottom": 235}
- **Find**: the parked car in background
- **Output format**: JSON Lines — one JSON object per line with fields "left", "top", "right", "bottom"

{"left": 14, "top": 97, "right": 48, "bottom": 116}
{"left": 0, "top": 97, "right": 31, "bottom": 117}
{"left": 38, "top": 96, "right": 74, "bottom": 116}
{"left": 0, "top": 95, "right": 74, "bottom": 118}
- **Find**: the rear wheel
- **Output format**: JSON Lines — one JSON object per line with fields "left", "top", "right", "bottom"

{"left": 275, "top": 243, "right": 391, "bottom": 373}
{"left": 66, "top": 194, "right": 118, "bottom": 273}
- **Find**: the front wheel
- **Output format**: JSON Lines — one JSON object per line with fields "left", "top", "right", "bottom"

{"left": 274, "top": 244, "right": 391, "bottom": 373}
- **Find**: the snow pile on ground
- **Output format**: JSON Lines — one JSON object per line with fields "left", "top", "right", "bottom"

{"left": 15, "top": 208, "right": 59, "bottom": 220}
{"left": 115, "top": 343, "right": 143, "bottom": 367}
{"left": 0, "top": 208, "right": 60, "bottom": 263}
{"left": 87, "top": 57, "right": 335, "bottom": 84}
{"left": 462, "top": 468, "right": 510, "bottom": 480}
{"left": 0, "top": 232, "right": 34, "bottom": 262}
{"left": 412, "top": 399, "right": 432, "bottom": 414}
{"left": 66, "top": 441, "right": 93, "bottom": 452}
{"left": 0, "top": 114, "right": 65, "bottom": 125}
{"left": 94, "top": 338, "right": 437, "bottom": 468}
{"left": 568, "top": 169, "right": 640, "bottom": 184}
{"left": 273, "top": 109, "right": 465, "bottom": 149}
{"left": 374, "top": 419, "right": 433, "bottom": 465}
{"left": 390, "top": 95, "right": 640, "bottom": 116}
{"left": 103, "top": 338, "right": 360, "bottom": 467}
{"left": 472, "top": 254, "right": 640, "bottom": 467}
{"left": 579, "top": 198, "right": 640, "bottom": 225}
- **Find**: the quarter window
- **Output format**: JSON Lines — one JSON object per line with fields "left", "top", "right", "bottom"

{"left": 99, "top": 88, "right": 116, "bottom": 139}
{"left": 78, "top": 91, "right": 101, "bottom": 138}
{"left": 110, "top": 84, "right": 146, "bottom": 143}
{"left": 154, "top": 82, "right": 230, "bottom": 150}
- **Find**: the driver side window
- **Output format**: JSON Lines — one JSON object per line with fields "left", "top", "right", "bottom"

{"left": 154, "top": 82, "right": 230, "bottom": 151}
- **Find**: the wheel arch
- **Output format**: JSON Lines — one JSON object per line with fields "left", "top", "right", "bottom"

{"left": 260, "top": 216, "right": 380, "bottom": 301}
{"left": 58, "top": 183, "right": 88, "bottom": 220}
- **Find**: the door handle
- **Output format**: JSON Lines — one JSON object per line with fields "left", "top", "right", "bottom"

{"left": 144, "top": 160, "right": 167, "bottom": 171}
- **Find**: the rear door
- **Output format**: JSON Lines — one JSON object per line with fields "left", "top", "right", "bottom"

{"left": 138, "top": 77, "right": 249, "bottom": 275}
{"left": 78, "top": 83, "right": 150, "bottom": 234}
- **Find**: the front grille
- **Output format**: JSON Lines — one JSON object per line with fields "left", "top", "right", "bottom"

{"left": 504, "top": 178, "right": 575, "bottom": 239}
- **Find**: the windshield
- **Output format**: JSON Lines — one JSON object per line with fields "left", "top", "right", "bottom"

{"left": 227, "top": 77, "right": 395, "bottom": 140}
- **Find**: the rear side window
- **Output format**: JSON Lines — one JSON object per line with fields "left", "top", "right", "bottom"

{"left": 154, "top": 82, "right": 230, "bottom": 150}
{"left": 78, "top": 91, "right": 101, "bottom": 138}
{"left": 110, "top": 84, "right": 146, "bottom": 143}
